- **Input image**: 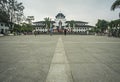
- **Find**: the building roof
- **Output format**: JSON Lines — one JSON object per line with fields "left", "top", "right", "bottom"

{"left": 75, "top": 25, "right": 94, "bottom": 27}
{"left": 66, "top": 21, "right": 88, "bottom": 24}
{"left": 33, "top": 21, "right": 45, "bottom": 24}
{"left": 33, "top": 21, "right": 55, "bottom": 24}
{"left": 56, "top": 13, "right": 65, "bottom": 18}
{"left": 75, "top": 21, "right": 88, "bottom": 24}
{"left": 33, "top": 25, "right": 45, "bottom": 27}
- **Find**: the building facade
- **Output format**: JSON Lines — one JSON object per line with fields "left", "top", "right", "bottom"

{"left": 33, "top": 13, "right": 93, "bottom": 34}
{"left": 0, "top": 22, "right": 9, "bottom": 34}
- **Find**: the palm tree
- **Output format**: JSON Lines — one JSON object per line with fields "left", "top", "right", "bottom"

{"left": 108, "top": 21, "right": 115, "bottom": 36}
{"left": 111, "top": 0, "right": 120, "bottom": 18}
{"left": 69, "top": 20, "right": 75, "bottom": 32}
{"left": 44, "top": 17, "right": 51, "bottom": 32}
{"left": 111, "top": 0, "right": 120, "bottom": 11}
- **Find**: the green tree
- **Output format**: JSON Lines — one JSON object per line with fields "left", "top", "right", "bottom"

{"left": 13, "top": 23, "right": 33, "bottom": 33}
{"left": 111, "top": 0, "right": 120, "bottom": 11}
{"left": 44, "top": 17, "right": 51, "bottom": 31}
{"left": 96, "top": 19, "right": 109, "bottom": 33}
{"left": 22, "top": 23, "right": 33, "bottom": 32}
{"left": 111, "top": 0, "right": 120, "bottom": 18}
{"left": 68, "top": 20, "right": 75, "bottom": 32}
{"left": 13, "top": 24, "right": 21, "bottom": 32}
{"left": 69, "top": 20, "right": 75, "bottom": 27}
{"left": 0, "top": 0, "right": 24, "bottom": 23}
{"left": 0, "top": 10, "right": 10, "bottom": 22}
{"left": 0, "top": 0, "right": 9, "bottom": 22}
{"left": 9, "top": 0, "right": 24, "bottom": 23}
{"left": 15, "top": 1, "right": 24, "bottom": 24}
{"left": 108, "top": 19, "right": 120, "bottom": 37}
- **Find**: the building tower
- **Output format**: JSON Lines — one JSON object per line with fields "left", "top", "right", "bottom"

{"left": 54, "top": 13, "right": 67, "bottom": 32}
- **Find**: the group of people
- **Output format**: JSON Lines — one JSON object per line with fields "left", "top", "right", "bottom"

{"left": 34, "top": 28, "right": 67, "bottom": 36}
{"left": 50, "top": 27, "right": 67, "bottom": 36}
{"left": 108, "top": 29, "right": 120, "bottom": 37}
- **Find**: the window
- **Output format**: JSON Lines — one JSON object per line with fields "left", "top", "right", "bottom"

{"left": 1, "top": 24, "right": 3, "bottom": 26}
{"left": 5, "top": 24, "right": 8, "bottom": 27}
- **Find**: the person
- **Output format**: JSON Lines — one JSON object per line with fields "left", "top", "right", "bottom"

{"left": 34, "top": 31, "right": 37, "bottom": 36}
{"left": 50, "top": 27, "right": 53, "bottom": 36}
{"left": 64, "top": 29, "right": 67, "bottom": 35}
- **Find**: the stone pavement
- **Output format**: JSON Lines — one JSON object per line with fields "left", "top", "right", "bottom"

{"left": 0, "top": 35, "right": 58, "bottom": 82}
{"left": 62, "top": 36, "right": 120, "bottom": 82}
{"left": 46, "top": 36, "right": 73, "bottom": 82}
{"left": 0, "top": 35, "right": 120, "bottom": 82}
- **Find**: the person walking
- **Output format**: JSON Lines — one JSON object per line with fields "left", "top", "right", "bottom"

{"left": 64, "top": 29, "right": 67, "bottom": 35}
{"left": 34, "top": 31, "right": 37, "bottom": 36}
{"left": 50, "top": 27, "right": 53, "bottom": 36}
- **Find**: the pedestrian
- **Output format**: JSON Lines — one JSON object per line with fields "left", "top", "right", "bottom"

{"left": 34, "top": 31, "right": 37, "bottom": 36}
{"left": 64, "top": 29, "right": 67, "bottom": 35}
{"left": 50, "top": 27, "right": 53, "bottom": 36}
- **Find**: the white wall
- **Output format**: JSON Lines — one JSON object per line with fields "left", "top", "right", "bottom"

{"left": 54, "top": 18, "right": 67, "bottom": 26}
{"left": 0, "top": 22, "right": 9, "bottom": 34}
{"left": 34, "top": 27, "right": 47, "bottom": 32}
{"left": 73, "top": 27, "right": 89, "bottom": 32}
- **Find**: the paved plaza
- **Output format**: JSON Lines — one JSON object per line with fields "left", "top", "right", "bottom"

{"left": 0, "top": 35, "right": 120, "bottom": 82}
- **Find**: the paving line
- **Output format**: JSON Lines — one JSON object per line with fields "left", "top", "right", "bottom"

{"left": 46, "top": 36, "right": 73, "bottom": 82}
{"left": 64, "top": 41, "right": 120, "bottom": 44}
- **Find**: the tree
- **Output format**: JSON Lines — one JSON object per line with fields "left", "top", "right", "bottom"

{"left": 0, "top": 0, "right": 25, "bottom": 34}
{"left": 0, "top": 0, "right": 24, "bottom": 24}
{"left": 0, "top": 0, "right": 8, "bottom": 10}
{"left": 44, "top": 17, "right": 51, "bottom": 31}
{"left": 111, "top": 0, "right": 120, "bottom": 11}
{"left": 93, "top": 26, "right": 100, "bottom": 33}
{"left": 13, "top": 24, "right": 21, "bottom": 32}
{"left": 0, "top": 10, "right": 10, "bottom": 22}
{"left": 69, "top": 20, "right": 75, "bottom": 32}
{"left": 8, "top": 0, "right": 24, "bottom": 23}
{"left": 0, "top": 0, "right": 9, "bottom": 22}
{"left": 22, "top": 23, "right": 33, "bottom": 32}
{"left": 109, "top": 19, "right": 120, "bottom": 37}
{"left": 15, "top": 1, "right": 24, "bottom": 24}
{"left": 111, "top": 0, "right": 120, "bottom": 18}
{"left": 69, "top": 20, "right": 75, "bottom": 28}
{"left": 96, "top": 19, "right": 109, "bottom": 33}
{"left": 13, "top": 23, "right": 34, "bottom": 34}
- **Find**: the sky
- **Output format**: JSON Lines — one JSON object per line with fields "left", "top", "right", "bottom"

{"left": 19, "top": 0, "right": 119, "bottom": 26}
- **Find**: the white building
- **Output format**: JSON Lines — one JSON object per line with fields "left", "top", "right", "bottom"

{"left": 0, "top": 22, "right": 9, "bottom": 34}
{"left": 33, "top": 13, "right": 93, "bottom": 34}
{"left": 53, "top": 13, "right": 67, "bottom": 30}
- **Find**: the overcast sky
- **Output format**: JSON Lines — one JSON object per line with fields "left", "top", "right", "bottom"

{"left": 19, "top": 0, "right": 119, "bottom": 26}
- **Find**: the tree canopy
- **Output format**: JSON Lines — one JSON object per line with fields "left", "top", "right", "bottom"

{"left": 13, "top": 23, "right": 34, "bottom": 33}
{"left": 44, "top": 17, "right": 51, "bottom": 29}
{"left": 96, "top": 19, "right": 109, "bottom": 33}
{"left": 0, "top": 0, "right": 24, "bottom": 23}
{"left": 69, "top": 20, "right": 75, "bottom": 28}
{"left": 111, "top": 0, "right": 120, "bottom": 11}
